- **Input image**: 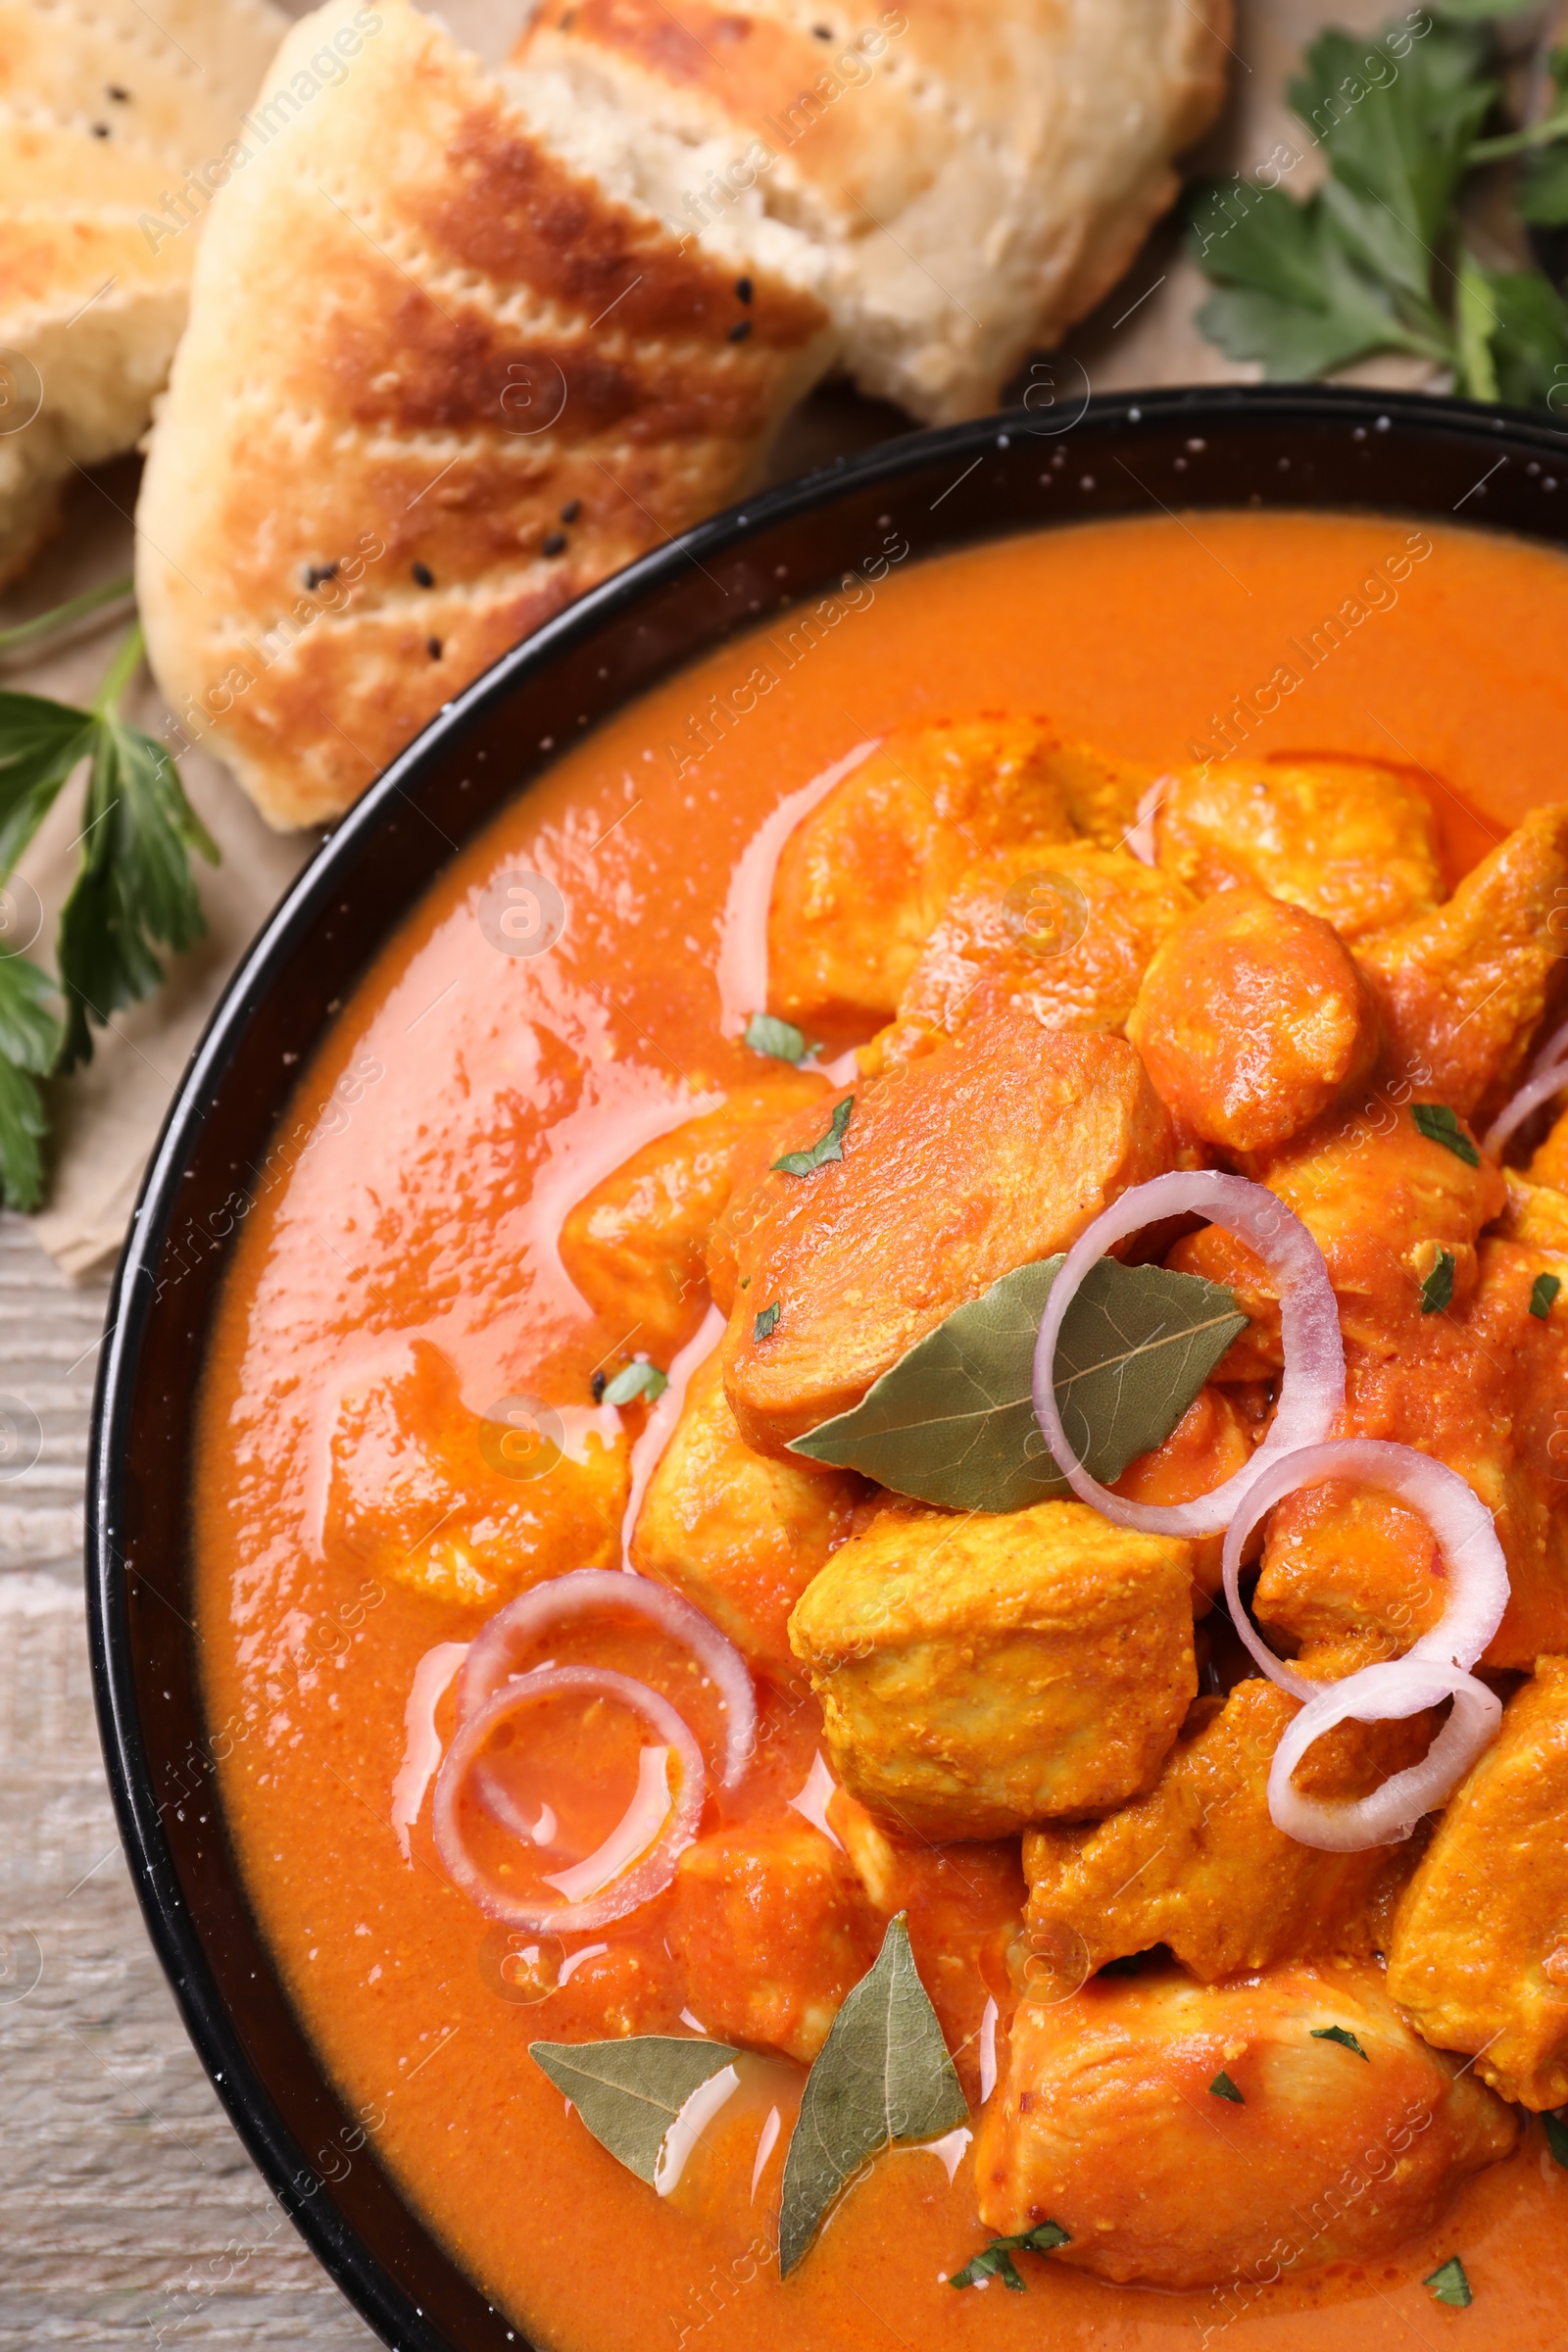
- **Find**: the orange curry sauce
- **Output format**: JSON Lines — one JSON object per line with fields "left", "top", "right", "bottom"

{"left": 195, "top": 512, "right": 1568, "bottom": 2351}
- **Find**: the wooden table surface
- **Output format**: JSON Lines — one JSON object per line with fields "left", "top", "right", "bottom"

{"left": 0, "top": 1210, "right": 379, "bottom": 2350}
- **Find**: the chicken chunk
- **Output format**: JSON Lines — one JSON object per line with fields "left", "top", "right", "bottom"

{"left": 1389, "top": 1658, "right": 1568, "bottom": 2108}
{"left": 1529, "top": 1100, "right": 1568, "bottom": 1190}
{"left": 1357, "top": 801, "right": 1568, "bottom": 1117}
{"left": 1152, "top": 754, "right": 1445, "bottom": 941}
{"left": 1169, "top": 1094, "right": 1504, "bottom": 1355}
{"left": 322, "top": 1341, "right": 626, "bottom": 1609}
{"left": 788, "top": 1499, "right": 1197, "bottom": 1839}
{"left": 1030, "top": 735, "right": 1152, "bottom": 849}
{"left": 1021, "top": 1681, "right": 1431, "bottom": 1984}
{"left": 860, "top": 844, "right": 1194, "bottom": 1076}
{"left": 1253, "top": 1238, "right": 1568, "bottom": 1670}
{"left": 628, "top": 1347, "right": 865, "bottom": 1681}
{"left": 1253, "top": 1480, "right": 1445, "bottom": 1674}
{"left": 975, "top": 1960, "right": 1517, "bottom": 2289}
{"left": 558, "top": 1070, "right": 828, "bottom": 1362}
{"left": 1128, "top": 892, "right": 1379, "bottom": 1154}
{"left": 826, "top": 1787, "right": 1025, "bottom": 2102}
{"left": 720, "top": 1009, "right": 1175, "bottom": 1456}
{"left": 1496, "top": 1165, "right": 1568, "bottom": 1255}
{"left": 669, "top": 1820, "right": 881, "bottom": 2062}
{"left": 765, "top": 720, "right": 1078, "bottom": 1038}
{"left": 1110, "top": 1384, "right": 1262, "bottom": 1602}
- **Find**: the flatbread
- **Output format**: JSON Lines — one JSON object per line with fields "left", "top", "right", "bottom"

{"left": 510, "top": 0, "right": 1233, "bottom": 424}
{"left": 0, "top": 0, "right": 285, "bottom": 583}
{"left": 133, "top": 0, "right": 837, "bottom": 829}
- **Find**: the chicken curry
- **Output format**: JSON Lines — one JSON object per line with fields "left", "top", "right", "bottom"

{"left": 194, "top": 508, "right": 1568, "bottom": 2350}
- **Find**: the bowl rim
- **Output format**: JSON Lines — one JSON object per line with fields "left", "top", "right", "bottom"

{"left": 85, "top": 380, "right": 1568, "bottom": 2352}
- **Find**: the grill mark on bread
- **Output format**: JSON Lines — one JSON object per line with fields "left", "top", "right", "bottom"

{"left": 134, "top": 0, "right": 837, "bottom": 824}
{"left": 413, "top": 113, "right": 824, "bottom": 347}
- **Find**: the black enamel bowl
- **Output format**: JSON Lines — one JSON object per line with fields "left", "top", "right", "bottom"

{"left": 87, "top": 384, "right": 1568, "bottom": 2352}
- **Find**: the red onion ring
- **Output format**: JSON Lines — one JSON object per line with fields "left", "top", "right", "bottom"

{"left": 389, "top": 1639, "right": 468, "bottom": 1861}
{"left": 1267, "top": 1656, "right": 1500, "bottom": 1851}
{"left": 1483, "top": 1058, "right": 1568, "bottom": 1162}
{"left": 1125, "top": 774, "right": 1170, "bottom": 866}
{"left": 1031, "top": 1171, "right": 1346, "bottom": 1538}
{"left": 457, "top": 1566, "right": 756, "bottom": 1785}
{"left": 1220, "top": 1439, "right": 1510, "bottom": 1699}
{"left": 1528, "top": 1011, "right": 1568, "bottom": 1081}
{"left": 432, "top": 1664, "right": 705, "bottom": 1931}
{"left": 620, "top": 1304, "right": 725, "bottom": 1559}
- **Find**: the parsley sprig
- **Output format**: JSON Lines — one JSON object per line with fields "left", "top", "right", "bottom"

{"left": 0, "top": 591, "right": 218, "bottom": 1208}
{"left": 1191, "top": 13, "right": 1568, "bottom": 406}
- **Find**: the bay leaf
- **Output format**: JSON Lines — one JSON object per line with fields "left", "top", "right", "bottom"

{"left": 778, "top": 1913, "right": 966, "bottom": 2277}
{"left": 529, "top": 2034, "right": 741, "bottom": 2185}
{"left": 789, "top": 1254, "right": 1246, "bottom": 1513}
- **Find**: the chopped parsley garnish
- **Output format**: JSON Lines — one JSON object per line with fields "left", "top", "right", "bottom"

{"left": 1543, "top": 2108, "right": 1568, "bottom": 2169}
{"left": 1424, "top": 2255, "right": 1472, "bottom": 2308}
{"left": 754, "top": 1300, "right": 780, "bottom": 1341}
{"left": 602, "top": 1359, "right": 668, "bottom": 1406}
{"left": 1421, "top": 1250, "right": 1456, "bottom": 1315}
{"left": 771, "top": 1094, "right": 853, "bottom": 1177}
{"left": 951, "top": 2221, "right": 1070, "bottom": 2291}
{"left": 1209, "top": 2069, "right": 1245, "bottom": 2104}
{"left": 1531, "top": 1272, "right": 1561, "bottom": 1322}
{"left": 1412, "top": 1103, "right": 1481, "bottom": 1168}
{"left": 744, "top": 1010, "right": 808, "bottom": 1063}
{"left": 1310, "top": 2025, "right": 1369, "bottom": 2060}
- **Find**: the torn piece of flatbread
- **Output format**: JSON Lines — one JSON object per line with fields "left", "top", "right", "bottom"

{"left": 0, "top": 0, "right": 285, "bottom": 585}
{"left": 510, "top": 0, "right": 1233, "bottom": 425}
{"left": 134, "top": 0, "right": 838, "bottom": 830}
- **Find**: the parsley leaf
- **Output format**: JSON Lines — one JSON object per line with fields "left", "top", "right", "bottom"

{"left": 55, "top": 631, "right": 218, "bottom": 1072}
{"left": 1411, "top": 1102, "right": 1481, "bottom": 1166}
{"left": 1478, "top": 268, "right": 1568, "bottom": 410}
{"left": 1310, "top": 2025, "right": 1369, "bottom": 2059}
{"left": 0, "top": 954, "right": 61, "bottom": 1209}
{"left": 0, "top": 691, "right": 98, "bottom": 875}
{"left": 1543, "top": 2107, "right": 1568, "bottom": 2167}
{"left": 770, "top": 1095, "right": 853, "bottom": 1177}
{"left": 1519, "top": 143, "right": 1568, "bottom": 226}
{"left": 744, "top": 1010, "right": 808, "bottom": 1063}
{"left": 1424, "top": 2254, "right": 1472, "bottom": 2308}
{"left": 0, "top": 612, "right": 220, "bottom": 1199}
{"left": 1191, "top": 13, "right": 1568, "bottom": 407}
{"left": 602, "top": 1359, "right": 668, "bottom": 1406}
{"left": 1191, "top": 182, "right": 1428, "bottom": 377}
{"left": 754, "top": 1300, "right": 780, "bottom": 1341}
{"left": 1531, "top": 1272, "right": 1562, "bottom": 1321}
{"left": 951, "top": 2222, "right": 1070, "bottom": 2292}
{"left": 1300, "top": 24, "right": 1494, "bottom": 320}
{"left": 1421, "top": 1250, "right": 1456, "bottom": 1314}
{"left": 1209, "top": 2069, "right": 1245, "bottom": 2103}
